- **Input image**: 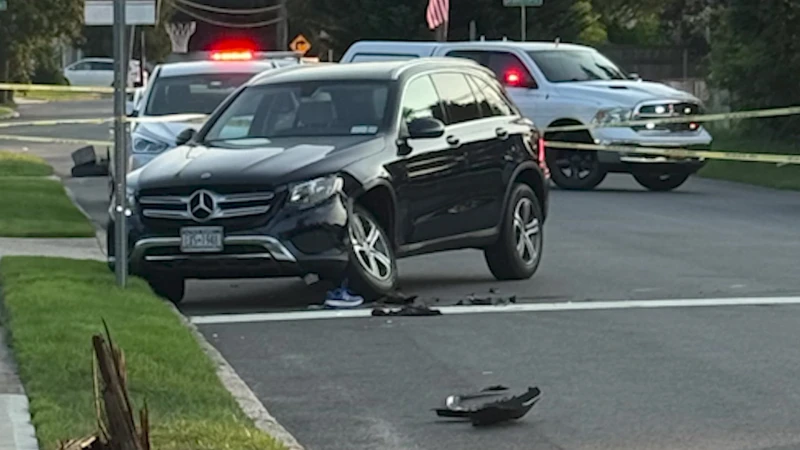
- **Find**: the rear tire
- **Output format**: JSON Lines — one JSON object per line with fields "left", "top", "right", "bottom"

{"left": 545, "top": 131, "right": 607, "bottom": 190}
{"left": 484, "top": 183, "right": 544, "bottom": 280}
{"left": 147, "top": 276, "right": 186, "bottom": 305}
{"left": 344, "top": 204, "right": 398, "bottom": 301}
{"left": 633, "top": 172, "right": 690, "bottom": 191}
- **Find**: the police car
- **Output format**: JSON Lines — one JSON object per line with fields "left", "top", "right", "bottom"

{"left": 124, "top": 49, "right": 305, "bottom": 172}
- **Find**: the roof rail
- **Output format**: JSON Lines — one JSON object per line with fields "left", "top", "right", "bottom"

{"left": 390, "top": 56, "right": 481, "bottom": 79}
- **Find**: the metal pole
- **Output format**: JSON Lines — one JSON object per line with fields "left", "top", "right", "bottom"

{"left": 113, "top": 0, "right": 128, "bottom": 287}
{"left": 277, "top": 0, "right": 288, "bottom": 50}
{"left": 520, "top": 6, "right": 526, "bottom": 41}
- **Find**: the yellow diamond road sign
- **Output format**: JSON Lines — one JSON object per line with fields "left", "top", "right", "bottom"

{"left": 290, "top": 34, "right": 311, "bottom": 55}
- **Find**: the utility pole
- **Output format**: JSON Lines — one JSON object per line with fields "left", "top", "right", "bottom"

{"left": 113, "top": 0, "right": 129, "bottom": 287}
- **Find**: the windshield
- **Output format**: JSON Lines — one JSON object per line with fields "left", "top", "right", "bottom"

{"left": 202, "top": 80, "right": 390, "bottom": 146}
{"left": 144, "top": 73, "right": 256, "bottom": 116}
{"left": 527, "top": 50, "right": 628, "bottom": 83}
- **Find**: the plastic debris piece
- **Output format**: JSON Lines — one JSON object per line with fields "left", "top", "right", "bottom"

{"left": 371, "top": 305, "right": 442, "bottom": 316}
{"left": 434, "top": 385, "right": 541, "bottom": 426}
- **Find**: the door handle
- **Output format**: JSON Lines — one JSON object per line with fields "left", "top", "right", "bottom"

{"left": 495, "top": 127, "right": 509, "bottom": 139}
{"left": 446, "top": 135, "right": 460, "bottom": 146}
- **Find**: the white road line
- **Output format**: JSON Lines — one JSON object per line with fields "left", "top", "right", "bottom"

{"left": 189, "top": 296, "right": 800, "bottom": 325}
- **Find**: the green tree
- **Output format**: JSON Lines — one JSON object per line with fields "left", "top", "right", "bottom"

{"left": 288, "top": 0, "right": 608, "bottom": 57}
{"left": 75, "top": 0, "right": 174, "bottom": 66}
{"left": 0, "top": 0, "right": 84, "bottom": 103}
{"left": 710, "top": 0, "right": 800, "bottom": 136}
{"left": 591, "top": 0, "right": 664, "bottom": 45}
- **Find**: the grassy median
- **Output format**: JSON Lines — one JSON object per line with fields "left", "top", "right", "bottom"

{"left": 698, "top": 132, "right": 800, "bottom": 190}
{"left": 0, "top": 105, "right": 14, "bottom": 117}
{"left": 0, "top": 256, "right": 284, "bottom": 450}
{"left": 15, "top": 91, "right": 105, "bottom": 102}
{"left": 0, "top": 151, "right": 94, "bottom": 238}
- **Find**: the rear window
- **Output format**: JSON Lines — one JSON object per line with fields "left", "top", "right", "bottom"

{"left": 144, "top": 72, "right": 256, "bottom": 116}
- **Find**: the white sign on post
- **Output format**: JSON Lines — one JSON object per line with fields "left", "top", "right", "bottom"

{"left": 84, "top": 0, "right": 156, "bottom": 25}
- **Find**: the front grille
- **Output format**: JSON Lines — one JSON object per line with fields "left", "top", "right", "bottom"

{"left": 137, "top": 187, "right": 280, "bottom": 231}
{"left": 632, "top": 101, "right": 702, "bottom": 133}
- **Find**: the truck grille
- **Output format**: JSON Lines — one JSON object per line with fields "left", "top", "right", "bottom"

{"left": 632, "top": 101, "right": 701, "bottom": 133}
{"left": 137, "top": 188, "right": 277, "bottom": 231}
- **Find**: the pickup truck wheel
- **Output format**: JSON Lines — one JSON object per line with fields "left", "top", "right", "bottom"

{"left": 484, "top": 184, "right": 543, "bottom": 280}
{"left": 545, "top": 131, "right": 607, "bottom": 190}
{"left": 633, "top": 172, "right": 690, "bottom": 191}
{"left": 344, "top": 204, "right": 397, "bottom": 301}
{"left": 147, "top": 276, "right": 186, "bottom": 304}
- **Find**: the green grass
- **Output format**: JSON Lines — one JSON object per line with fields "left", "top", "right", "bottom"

{"left": 0, "top": 178, "right": 94, "bottom": 237}
{"left": 698, "top": 132, "right": 800, "bottom": 190}
{"left": 0, "top": 151, "right": 54, "bottom": 177}
{"left": 0, "top": 257, "right": 285, "bottom": 450}
{"left": 0, "top": 105, "right": 14, "bottom": 117}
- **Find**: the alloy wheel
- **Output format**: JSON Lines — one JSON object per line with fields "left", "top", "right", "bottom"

{"left": 348, "top": 212, "right": 393, "bottom": 281}
{"left": 513, "top": 197, "right": 541, "bottom": 265}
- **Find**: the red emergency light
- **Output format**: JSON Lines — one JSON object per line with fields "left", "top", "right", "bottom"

{"left": 211, "top": 50, "right": 254, "bottom": 61}
{"left": 504, "top": 70, "right": 522, "bottom": 86}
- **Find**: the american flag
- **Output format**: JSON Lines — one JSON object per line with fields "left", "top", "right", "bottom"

{"left": 426, "top": 0, "right": 450, "bottom": 30}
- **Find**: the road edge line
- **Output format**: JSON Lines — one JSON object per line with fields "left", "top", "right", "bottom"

{"left": 189, "top": 296, "right": 800, "bottom": 324}
{"left": 167, "top": 302, "right": 305, "bottom": 450}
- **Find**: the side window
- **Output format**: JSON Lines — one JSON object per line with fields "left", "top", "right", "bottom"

{"left": 430, "top": 73, "right": 481, "bottom": 125}
{"left": 400, "top": 75, "right": 445, "bottom": 126}
{"left": 70, "top": 62, "right": 90, "bottom": 71}
{"left": 445, "top": 50, "right": 488, "bottom": 66}
{"left": 91, "top": 61, "right": 114, "bottom": 71}
{"left": 469, "top": 75, "right": 515, "bottom": 117}
{"left": 485, "top": 52, "right": 536, "bottom": 88}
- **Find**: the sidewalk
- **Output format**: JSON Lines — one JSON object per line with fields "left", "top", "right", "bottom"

{"left": 0, "top": 238, "right": 105, "bottom": 450}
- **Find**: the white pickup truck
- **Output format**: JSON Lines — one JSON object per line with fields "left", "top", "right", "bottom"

{"left": 340, "top": 40, "right": 713, "bottom": 191}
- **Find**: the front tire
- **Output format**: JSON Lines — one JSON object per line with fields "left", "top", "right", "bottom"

{"left": 344, "top": 204, "right": 398, "bottom": 301}
{"left": 633, "top": 172, "right": 690, "bottom": 191}
{"left": 484, "top": 184, "right": 544, "bottom": 280}
{"left": 545, "top": 131, "right": 607, "bottom": 190}
{"left": 147, "top": 276, "right": 186, "bottom": 304}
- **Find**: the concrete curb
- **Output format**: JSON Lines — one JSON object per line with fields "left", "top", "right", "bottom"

{"left": 168, "top": 303, "right": 304, "bottom": 450}
{"left": 61, "top": 183, "right": 107, "bottom": 255}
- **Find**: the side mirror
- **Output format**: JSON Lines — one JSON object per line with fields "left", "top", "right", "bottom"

{"left": 175, "top": 128, "right": 197, "bottom": 146}
{"left": 629, "top": 73, "right": 642, "bottom": 81}
{"left": 407, "top": 117, "right": 446, "bottom": 139}
{"left": 125, "top": 101, "right": 136, "bottom": 117}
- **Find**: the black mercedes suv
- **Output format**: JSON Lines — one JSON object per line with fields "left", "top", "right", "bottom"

{"left": 108, "top": 58, "right": 550, "bottom": 303}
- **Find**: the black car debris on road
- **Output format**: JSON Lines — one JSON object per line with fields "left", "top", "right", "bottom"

{"left": 107, "top": 58, "right": 550, "bottom": 303}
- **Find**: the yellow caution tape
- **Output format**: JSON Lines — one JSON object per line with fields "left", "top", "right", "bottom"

{"left": 545, "top": 105, "right": 800, "bottom": 133}
{"left": 0, "top": 83, "right": 135, "bottom": 94}
{"left": 545, "top": 140, "right": 800, "bottom": 165}
{"left": 0, "top": 114, "right": 207, "bottom": 130}
{"left": 0, "top": 134, "right": 113, "bottom": 147}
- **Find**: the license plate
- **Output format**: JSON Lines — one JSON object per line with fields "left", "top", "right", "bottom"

{"left": 180, "top": 226, "right": 224, "bottom": 253}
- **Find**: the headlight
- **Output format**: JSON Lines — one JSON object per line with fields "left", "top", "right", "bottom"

{"left": 288, "top": 175, "right": 344, "bottom": 209}
{"left": 132, "top": 135, "right": 169, "bottom": 153}
{"left": 592, "top": 107, "right": 633, "bottom": 126}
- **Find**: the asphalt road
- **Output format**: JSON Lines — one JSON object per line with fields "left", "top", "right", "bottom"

{"left": 6, "top": 100, "right": 800, "bottom": 450}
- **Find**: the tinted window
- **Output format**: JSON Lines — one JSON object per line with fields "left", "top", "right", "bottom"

{"left": 352, "top": 53, "right": 418, "bottom": 62}
{"left": 71, "top": 62, "right": 90, "bottom": 70}
{"left": 469, "top": 76, "right": 514, "bottom": 117}
{"left": 430, "top": 73, "right": 481, "bottom": 125}
{"left": 446, "top": 50, "right": 535, "bottom": 86}
{"left": 203, "top": 81, "right": 390, "bottom": 146}
{"left": 91, "top": 61, "right": 114, "bottom": 71}
{"left": 527, "top": 50, "right": 627, "bottom": 82}
{"left": 144, "top": 73, "right": 256, "bottom": 116}
{"left": 400, "top": 76, "right": 445, "bottom": 125}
